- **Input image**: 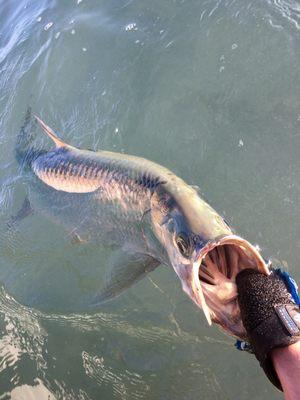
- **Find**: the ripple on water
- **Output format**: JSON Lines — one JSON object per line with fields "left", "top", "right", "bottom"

{"left": 0, "top": 282, "right": 228, "bottom": 398}
{"left": 268, "top": 0, "right": 300, "bottom": 29}
{"left": 82, "top": 351, "right": 150, "bottom": 399}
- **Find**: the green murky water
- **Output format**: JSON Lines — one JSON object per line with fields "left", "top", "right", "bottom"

{"left": 1, "top": 0, "right": 300, "bottom": 398}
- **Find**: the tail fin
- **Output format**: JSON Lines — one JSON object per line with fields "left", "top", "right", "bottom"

{"left": 15, "top": 108, "right": 44, "bottom": 169}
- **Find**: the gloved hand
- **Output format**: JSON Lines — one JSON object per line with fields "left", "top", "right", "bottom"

{"left": 236, "top": 268, "right": 300, "bottom": 390}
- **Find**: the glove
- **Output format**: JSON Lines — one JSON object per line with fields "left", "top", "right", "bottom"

{"left": 236, "top": 268, "right": 300, "bottom": 390}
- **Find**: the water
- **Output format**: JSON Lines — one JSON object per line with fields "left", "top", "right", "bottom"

{"left": 1, "top": 0, "right": 300, "bottom": 398}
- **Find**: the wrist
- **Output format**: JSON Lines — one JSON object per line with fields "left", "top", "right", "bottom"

{"left": 272, "top": 342, "right": 300, "bottom": 399}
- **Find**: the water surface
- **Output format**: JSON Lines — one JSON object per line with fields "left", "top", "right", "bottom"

{"left": 1, "top": 0, "right": 300, "bottom": 398}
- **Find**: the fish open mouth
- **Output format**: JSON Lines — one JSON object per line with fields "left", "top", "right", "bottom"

{"left": 192, "top": 235, "right": 270, "bottom": 339}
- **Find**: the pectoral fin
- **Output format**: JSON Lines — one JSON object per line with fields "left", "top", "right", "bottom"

{"left": 90, "top": 251, "right": 160, "bottom": 306}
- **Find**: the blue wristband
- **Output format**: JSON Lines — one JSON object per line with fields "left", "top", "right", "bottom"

{"left": 275, "top": 268, "right": 300, "bottom": 306}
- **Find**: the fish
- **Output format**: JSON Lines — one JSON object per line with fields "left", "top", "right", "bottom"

{"left": 15, "top": 111, "right": 269, "bottom": 339}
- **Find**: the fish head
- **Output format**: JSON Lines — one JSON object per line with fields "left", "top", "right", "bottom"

{"left": 151, "top": 184, "right": 269, "bottom": 339}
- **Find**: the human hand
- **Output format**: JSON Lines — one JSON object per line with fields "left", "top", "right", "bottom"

{"left": 236, "top": 268, "right": 300, "bottom": 390}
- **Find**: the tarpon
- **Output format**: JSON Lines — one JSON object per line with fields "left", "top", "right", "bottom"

{"left": 15, "top": 111, "right": 269, "bottom": 339}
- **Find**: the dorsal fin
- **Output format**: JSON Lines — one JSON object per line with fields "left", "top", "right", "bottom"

{"left": 34, "top": 115, "right": 70, "bottom": 148}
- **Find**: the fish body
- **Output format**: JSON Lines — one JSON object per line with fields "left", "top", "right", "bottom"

{"left": 30, "top": 148, "right": 156, "bottom": 250}
{"left": 16, "top": 114, "right": 269, "bottom": 339}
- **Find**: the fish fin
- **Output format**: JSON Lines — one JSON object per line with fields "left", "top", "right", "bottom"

{"left": 90, "top": 251, "right": 160, "bottom": 306}
{"left": 7, "top": 197, "right": 34, "bottom": 228}
{"left": 34, "top": 115, "right": 70, "bottom": 149}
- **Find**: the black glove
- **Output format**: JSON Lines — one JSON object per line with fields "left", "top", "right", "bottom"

{"left": 236, "top": 268, "right": 300, "bottom": 391}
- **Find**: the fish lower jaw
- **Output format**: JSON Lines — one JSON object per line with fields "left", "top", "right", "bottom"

{"left": 197, "top": 235, "right": 269, "bottom": 339}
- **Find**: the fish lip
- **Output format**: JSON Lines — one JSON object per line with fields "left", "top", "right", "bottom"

{"left": 189, "top": 234, "right": 269, "bottom": 329}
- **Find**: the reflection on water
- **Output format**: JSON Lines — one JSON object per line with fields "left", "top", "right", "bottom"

{"left": 0, "top": 283, "right": 229, "bottom": 399}
{"left": 1, "top": 0, "right": 300, "bottom": 398}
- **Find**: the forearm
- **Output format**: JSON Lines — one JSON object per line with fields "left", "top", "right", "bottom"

{"left": 272, "top": 342, "right": 300, "bottom": 400}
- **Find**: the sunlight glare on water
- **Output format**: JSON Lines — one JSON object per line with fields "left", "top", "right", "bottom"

{"left": 1, "top": 0, "right": 300, "bottom": 398}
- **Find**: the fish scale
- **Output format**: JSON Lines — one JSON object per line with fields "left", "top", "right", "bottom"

{"left": 33, "top": 148, "right": 152, "bottom": 203}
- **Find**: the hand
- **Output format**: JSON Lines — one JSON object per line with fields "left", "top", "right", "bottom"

{"left": 236, "top": 269, "right": 300, "bottom": 390}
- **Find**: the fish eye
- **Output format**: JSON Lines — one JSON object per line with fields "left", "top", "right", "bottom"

{"left": 176, "top": 233, "right": 191, "bottom": 257}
